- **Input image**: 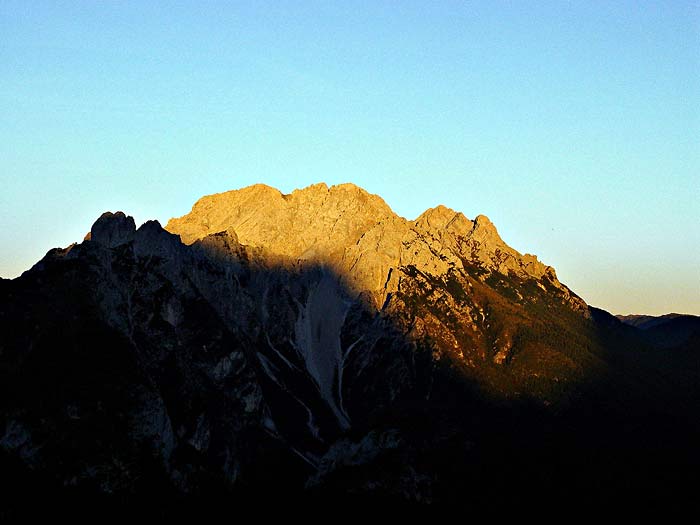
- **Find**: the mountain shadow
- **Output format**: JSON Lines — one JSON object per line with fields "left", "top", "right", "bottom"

{"left": 0, "top": 210, "right": 698, "bottom": 516}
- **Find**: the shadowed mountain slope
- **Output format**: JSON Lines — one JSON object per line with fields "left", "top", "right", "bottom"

{"left": 618, "top": 313, "right": 700, "bottom": 348}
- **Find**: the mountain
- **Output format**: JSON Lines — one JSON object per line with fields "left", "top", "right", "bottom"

{"left": 618, "top": 313, "right": 690, "bottom": 330}
{"left": 618, "top": 313, "right": 700, "bottom": 349}
{"left": 1, "top": 183, "right": 698, "bottom": 514}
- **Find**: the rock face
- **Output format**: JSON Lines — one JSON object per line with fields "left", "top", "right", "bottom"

{"left": 88, "top": 211, "right": 136, "bottom": 247}
{"left": 166, "top": 183, "right": 586, "bottom": 312}
{"left": 1, "top": 183, "right": 698, "bottom": 510}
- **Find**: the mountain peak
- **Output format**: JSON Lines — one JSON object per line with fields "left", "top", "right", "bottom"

{"left": 88, "top": 211, "right": 136, "bottom": 248}
{"left": 468, "top": 213, "right": 502, "bottom": 242}
{"left": 415, "top": 205, "right": 470, "bottom": 232}
{"left": 165, "top": 182, "right": 394, "bottom": 248}
{"left": 473, "top": 214, "right": 493, "bottom": 227}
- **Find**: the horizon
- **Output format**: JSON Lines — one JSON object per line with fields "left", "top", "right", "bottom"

{"left": 1, "top": 1, "right": 698, "bottom": 316}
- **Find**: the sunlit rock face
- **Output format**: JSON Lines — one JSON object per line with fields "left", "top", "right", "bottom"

{"left": 1, "top": 184, "right": 697, "bottom": 508}
{"left": 166, "top": 182, "right": 587, "bottom": 312}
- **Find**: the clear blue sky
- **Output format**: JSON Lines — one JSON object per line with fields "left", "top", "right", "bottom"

{"left": 1, "top": 1, "right": 698, "bottom": 315}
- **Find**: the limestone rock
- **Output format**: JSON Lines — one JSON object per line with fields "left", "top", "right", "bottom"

{"left": 89, "top": 211, "right": 136, "bottom": 248}
{"left": 133, "top": 220, "right": 182, "bottom": 259}
{"left": 166, "top": 182, "right": 585, "bottom": 311}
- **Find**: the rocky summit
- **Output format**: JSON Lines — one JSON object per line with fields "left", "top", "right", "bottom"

{"left": 1, "top": 183, "right": 698, "bottom": 514}
{"left": 166, "top": 183, "right": 583, "bottom": 311}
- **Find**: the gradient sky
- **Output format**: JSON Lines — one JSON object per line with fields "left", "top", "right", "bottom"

{"left": 1, "top": 1, "right": 698, "bottom": 315}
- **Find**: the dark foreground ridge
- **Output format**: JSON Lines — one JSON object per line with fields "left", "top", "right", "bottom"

{"left": 1, "top": 202, "right": 698, "bottom": 515}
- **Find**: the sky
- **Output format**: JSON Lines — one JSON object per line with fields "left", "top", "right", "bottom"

{"left": 1, "top": 1, "right": 698, "bottom": 315}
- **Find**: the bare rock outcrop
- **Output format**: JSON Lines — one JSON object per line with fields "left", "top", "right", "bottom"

{"left": 166, "top": 182, "right": 585, "bottom": 312}
{"left": 88, "top": 211, "right": 136, "bottom": 248}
